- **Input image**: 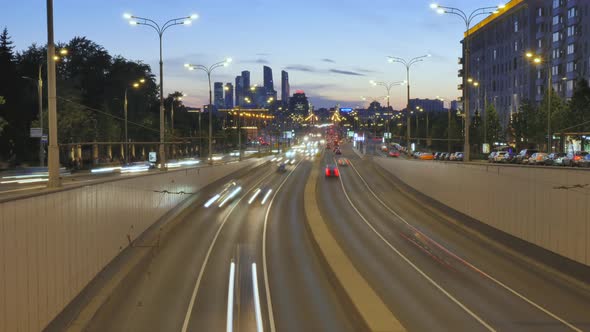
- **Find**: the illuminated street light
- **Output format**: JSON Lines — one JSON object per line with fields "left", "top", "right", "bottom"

{"left": 185, "top": 58, "right": 232, "bottom": 164}
{"left": 386, "top": 54, "right": 430, "bottom": 150}
{"left": 124, "top": 12, "right": 198, "bottom": 169}
{"left": 430, "top": 2, "right": 505, "bottom": 161}
{"left": 525, "top": 52, "right": 552, "bottom": 152}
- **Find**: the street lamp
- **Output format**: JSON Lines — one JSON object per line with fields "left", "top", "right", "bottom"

{"left": 431, "top": 2, "right": 506, "bottom": 160}
{"left": 124, "top": 12, "right": 198, "bottom": 169}
{"left": 369, "top": 80, "right": 406, "bottom": 108}
{"left": 124, "top": 78, "right": 146, "bottom": 164}
{"left": 524, "top": 52, "right": 552, "bottom": 152}
{"left": 387, "top": 54, "right": 431, "bottom": 151}
{"left": 185, "top": 58, "right": 232, "bottom": 164}
{"left": 20, "top": 47, "right": 68, "bottom": 169}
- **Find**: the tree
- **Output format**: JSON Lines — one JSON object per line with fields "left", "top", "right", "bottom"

{"left": 567, "top": 78, "right": 590, "bottom": 134}
{"left": 0, "top": 96, "right": 6, "bottom": 135}
{"left": 485, "top": 104, "right": 502, "bottom": 145}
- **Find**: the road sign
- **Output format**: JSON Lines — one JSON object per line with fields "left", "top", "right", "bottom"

{"left": 30, "top": 127, "right": 42, "bottom": 138}
{"left": 149, "top": 152, "right": 157, "bottom": 162}
{"left": 41, "top": 135, "right": 48, "bottom": 143}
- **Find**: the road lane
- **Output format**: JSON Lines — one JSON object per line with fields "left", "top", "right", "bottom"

{"left": 334, "top": 144, "right": 590, "bottom": 331}
{"left": 85, "top": 161, "right": 275, "bottom": 332}
{"left": 265, "top": 159, "right": 361, "bottom": 332}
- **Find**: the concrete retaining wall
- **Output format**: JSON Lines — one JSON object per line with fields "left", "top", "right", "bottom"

{"left": 375, "top": 158, "right": 590, "bottom": 267}
{"left": 0, "top": 158, "right": 267, "bottom": 332}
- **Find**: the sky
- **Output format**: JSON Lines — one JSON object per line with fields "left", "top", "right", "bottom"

{"left": 1, "top": 0, "right": 501, "bottom": 109}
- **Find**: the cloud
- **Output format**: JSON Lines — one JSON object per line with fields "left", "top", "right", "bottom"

{"left": 256, "top": 52, "right": 271, "bottom": 56}
{"left": 329, "top": 69, "right": 365, "bottom": 76}
{"left": 284, "top": 65, "right": 317, "bottom": 72}
{"left": 321, "top": 58, "right": 336, "bottom": 63}
{"left": 355, "top": 68, "right": 378, "bottom": 74}
{"left": 241, "top": 58, "right": 270, "bottom": 64}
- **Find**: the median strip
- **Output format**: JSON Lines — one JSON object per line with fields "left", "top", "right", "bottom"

{"left": 304, "top": 160, "right": 405, "bottom": 332}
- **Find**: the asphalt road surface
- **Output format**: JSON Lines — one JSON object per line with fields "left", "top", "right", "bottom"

{"left": 83, "top": 145, "right": 590, "bottom": 331}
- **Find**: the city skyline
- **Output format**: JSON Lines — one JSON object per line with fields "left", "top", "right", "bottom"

{"left": 3, "top": 0, "right": 503, "bottom": 109}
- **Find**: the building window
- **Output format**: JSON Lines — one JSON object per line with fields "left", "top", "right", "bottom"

{"left": 514, "top": 40, "right": 518, "bottom": 51}
{"left": 493, "top": 49, "right": 497, "bottom": 60}
{"left": 566, "top": 61, "right": 575, "bottom": 72}
{"left": 568, "top": 7, "right": 577, "bottom": 19}
{"left": 553, "top": 32, "right": 561, "bottom": 42}
{"left": 552, "top": 65, "right": 559, "bottom": 75}
{"left": 538, "top": 39, "right": 543, "bottom": 48}
{"left": 566, "top": 80, "right": 574, "bottom": 93}
{"left": 538, "top": 7, "right": 543, "bottom": 16}
{"left": 553, "top": 15, "right": 563, "bottom": 25}
{"left": 567, "top": 25, "right": 576, "bottom": 36}
{"left": 553, "top": 0, "right": 562, "bottom": 8}
{"left": 537, "top": 85, "right": 542, "bottom": 95}
{"left": 567, "top": 43, "right": 575, "bottom": 54}
{"left": 514, "top": 20, "right": 519, "bottom": 32}
{"left": 537, "top": 69, "right": 542, "bottom": 79}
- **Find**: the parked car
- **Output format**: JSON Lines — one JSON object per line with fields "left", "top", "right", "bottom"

{"left": 433, "top": 152, "right": 442, "bottom": 160}
{"left": 503, "top": 151, "right": 517, "bottom": 163}
{"left": 454, "top": 152, "right": 464, "bottom": 161}
{"left": 419, "top": 153, "right": 434, "bottom": 160}
{"left": 515, "top": 149, "right": 539, "bottom": 164}
{"left": 563, "top": 151, "right": 589, "bottom": 167}
{"left": 545, "top": 153, "right": 566, "bottom": 166}
{"left": 528, "top": 152, "right": 549, "bottom": 165}
{"left": 493, "top": 151, "right": 507, "bottom": 163}
{"left": 580, "top": 154, "right": 590, "bottom": 167}
{"left": 488, "top": 151, "right": 498, "bottom": 163}
{"left": 388, "top": 150, "right": 400, "bottom": 157}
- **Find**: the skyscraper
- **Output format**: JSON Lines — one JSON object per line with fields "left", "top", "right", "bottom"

{"left": 213, "top": 82, "right": 224, "bottom": 109}
{"left": 241, "top": 71, "right": 251, "bottom": 92}
{"left": 235, "top": 75, "right": 243, "bottom": 107}
{"left": 263, "top": 66, "right": 274, "bottom": 92}
{"left": 289, "top": 90, "right": 309, "bottom": 116}
{"left": 224, "top": 83, "right": 234, "bottom": 109}
{"left": 281, "top": 70, "right": 290, "bottom": 106}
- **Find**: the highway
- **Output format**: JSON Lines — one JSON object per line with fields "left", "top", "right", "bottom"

{"left": 85, "top": 155, "right": 361, "bottom": 332}
{"left": 82, "top": 144, "right": 590, "bottom": 331}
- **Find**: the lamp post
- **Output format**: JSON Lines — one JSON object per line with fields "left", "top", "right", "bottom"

{"left": 124, "top": 12, "right": 198, "bottom": 169}
{"left": 369, "top": 80, "right": 406, "bottom": 108}
{"left": 185, "top": 58, "right": 232, "bottom": 164}
{"left": 387, "top": 54, "right": 430, "bottom": 151}
{"left": 431, "top": 2, "right": 505, "bottom": 160}
{"left": 525, "top": 52, "right": 552, "bottom": 152}
{"left": 45, "top": 0, "right": 62, "bottom": 187}
{"left": 123, "top": 78, "right": 145, "bottom": 164}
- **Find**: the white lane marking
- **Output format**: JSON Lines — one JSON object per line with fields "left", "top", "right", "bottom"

{"left": 262, "top": 159, "right": 303, "bottom": 332}
{"left": 336, "top": 164, "right": 497, "bottom": 332}
{"left": 347, "top": 160, "right": 584, "bottom": 332}
{"left": 181, "top": 172, "right": 274, "bottom": 332}
{"left": 252, "top": 263, "right": 264, "bottom": 332}
{"left": 227, "top": 261, "right": 236, "bottom": 332}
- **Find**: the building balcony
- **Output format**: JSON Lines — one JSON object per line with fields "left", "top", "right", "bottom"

{"left": 566, "top": 0, "right": 579, "bottom": 7}
{"left": 552, "top": 23, "right": 564, "bottom": 33}
{"left": 536, "top": 15, "right": 547, "bottom": 24}
{"left": 536, "top": 31, "right": 547, "bottom": 40}
{"left": 567, "top": 15, "right": 580, "bottom": 26}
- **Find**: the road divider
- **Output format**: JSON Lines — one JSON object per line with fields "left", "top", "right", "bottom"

{"left": 303, "top": 159, "right": 406, "bottom": 332}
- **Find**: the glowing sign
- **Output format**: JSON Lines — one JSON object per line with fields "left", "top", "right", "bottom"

{"left": 339, "top": 108, "right": 353, "bottom": 113}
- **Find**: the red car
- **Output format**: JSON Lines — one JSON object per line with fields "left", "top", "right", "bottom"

{"left": 388, "top": 150, "right": 400, "bottom": 157}
{"left": 325, "top": 164, "right": 340, "bottom": 177}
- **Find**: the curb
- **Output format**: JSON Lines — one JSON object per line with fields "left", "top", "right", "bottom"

{"left": 303, "top": 159, "right": 405, "bottom": 332}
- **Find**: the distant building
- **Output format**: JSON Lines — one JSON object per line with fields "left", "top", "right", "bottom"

{"left": 281, "top": 70, "right": 290, "bottom": 106}
{"left": 263, "top": 66, "right": 274, "bottom": 92}
{"left": 214, "top": 82, "right": 224, "bottom": 109}
{"left": 224, "top": 83, "right": 234, "bottom": 109}
{"left": 408, "top": 98, "right": 444, "bottom": 112}
{"left": 241, "top": 70, "right": 251, "bottom": 92}
{"left": 450, "top": 100, "right": 461, "bottom": 111}
{"left": 289, "top": 90, "right": 309, "bottom": 116}
{"left": 235, "top": 76, "right": 243, "bottom": 106}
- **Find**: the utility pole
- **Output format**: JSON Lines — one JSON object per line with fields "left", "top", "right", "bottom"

{"left": 46, "top": 0, "right": 60, "bottom": 187}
